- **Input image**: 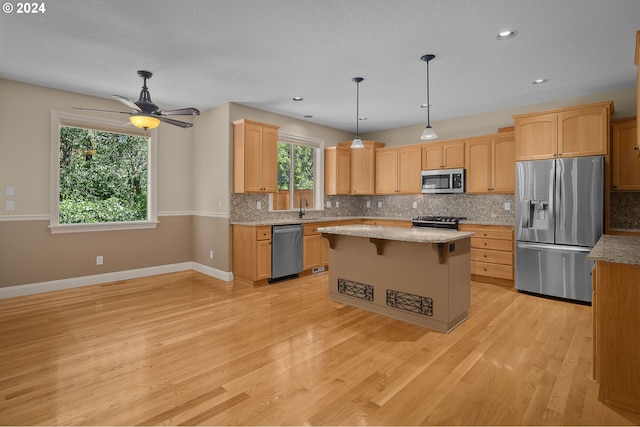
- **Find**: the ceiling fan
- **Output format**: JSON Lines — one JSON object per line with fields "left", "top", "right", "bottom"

{"left": 74, "top": 70, "right": 200, "bottom": 130}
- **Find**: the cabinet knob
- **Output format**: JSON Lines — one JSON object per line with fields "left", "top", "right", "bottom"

{"left": 634, "top": 147, "right": 639, "bottom": 151}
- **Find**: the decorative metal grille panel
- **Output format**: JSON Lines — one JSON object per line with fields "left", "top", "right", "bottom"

{"left": 337, "top": 278, "right": 374, "bottom": 301}
{"left": 386, "top": 289, "right": 433, "bottom": 316}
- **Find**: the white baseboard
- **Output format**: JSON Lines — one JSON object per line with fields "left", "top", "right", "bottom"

{"left": 0, "top": 262, "right": 234, "bottom": 299}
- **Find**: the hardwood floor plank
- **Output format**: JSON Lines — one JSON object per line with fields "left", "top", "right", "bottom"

{"left": 1, "top": 271, "right": 640, "bottom": 425}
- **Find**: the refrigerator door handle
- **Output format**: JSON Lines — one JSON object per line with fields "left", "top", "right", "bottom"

{"left": 516, "top": 242, "right": 592, "bottom": 253}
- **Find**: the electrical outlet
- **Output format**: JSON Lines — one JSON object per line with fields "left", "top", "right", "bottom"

{"left": 335, "top": 201, "right": 339, "bottom": 208}
{"left": 6, "top": 201, "right": 14, "bottom": 211}
{"left": 209, "top": 250, "right": 214, "bottom": 259}
{"left": 377, "top": 201, "right": 382, "bottom": 208}
{"left": 412, "top": 201, "right": 418, "bottom": 209}
{"left": 96, "top": 256, "right": 103, "bottom": 265}
{"left": 257, "top": 201, "right": 262, "bottom": 209}
{"left": 366, "top": 201, "right": 371, "bottom": 208}
{"left": 326, "top": 201, "right": 331, "bottom": 208}
{"left": 504, "top": 202, "right": 511, "bottom": 211}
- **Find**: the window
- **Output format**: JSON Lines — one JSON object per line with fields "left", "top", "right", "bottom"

{"left": 50, "top": 112, "right": 157, "bottom": 233}
{"left": 272, "top": 132, "right": 323, "bottom": 211}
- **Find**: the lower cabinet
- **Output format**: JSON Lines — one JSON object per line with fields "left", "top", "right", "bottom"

{"left": 303, "top": 224, "right": 323, "bottom": 270}
{"left": 232, "top": 225, "right": 272, "bottom": 286}
{"left": 458, "top": 224, "right": 514, "bottom": 286}
{"left": 593, "top": 261, "right": 640, "bottom": 413}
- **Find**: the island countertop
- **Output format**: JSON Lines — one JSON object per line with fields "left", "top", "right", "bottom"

{"left": 318, "top": 224, "right": 474, "bottom": 244}
{"left": 588, "top": 234, "right": 640, "bottom": 266}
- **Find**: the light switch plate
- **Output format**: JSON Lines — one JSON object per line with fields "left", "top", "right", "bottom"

{"left": 335, "top": 201, "right": 339, "bottom": 208}
{"left": 257, "top": 201, "right": 262, "bottom": 209}
{"left": 412, "top": 201, "right": 418, "bottom": 208}
{"left": 377, "top": 201, "right": 382, "bottom": 208}
{"left": 6, "top": 201, "right": 14, "bottom": 211}
{"left": 326, "top": 201, "right": 331, "bottom": 208}
{"left": 6, "top": 186, "right": 14, "bottom": 196}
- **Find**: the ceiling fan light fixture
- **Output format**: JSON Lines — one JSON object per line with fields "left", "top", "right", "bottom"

{"left": 351, "top": 77, "right": 365, "bottom": 149}
{"left": 130, "top": 113, "right": 160, "bottom": 130}
{"left": 419, "top": 54, "right": 438, "bottom": 141}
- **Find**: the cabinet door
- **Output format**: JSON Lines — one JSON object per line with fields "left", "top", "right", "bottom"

{"left": 244, "top": 123, "right": 265, "bottom": 192}
{"left": 465, "top": 139, "right": 491, "bottom": 193}
{"left": 492, "top": 135, "right": 515, "bottom": 193}
{"left": 558, "top": 105, "right": 608, "bottom": 157}
{"left": 443, "top": 142, "right": 465, "bottom": 168}
{"left": 375, "top": 148, "right": 399, "bottom": 194}
{"left": 351, "top": 145, "right": 375, "bottom": 194}
{"left": 422, "top": 144, "right": 443, "bottom": 169}
{"left": 515, "top": 113, "right": 557, "bottom": 160}
{"left": 256, "top": 239, "right": 272, "bottom": 280}
{"left": 612, "top": 120, "right": 640, "bottom": 190}
{"left": 303, "top": 234, "right": 322, "bottom": 270}
{"left": 336, "top": 147, "right": 351, "bottom": 194}
{"left": 261, "top": 126, "right": 279, "bottom": 192}
{"left": 397, "top": 146, "right": 422, "bottom": 193}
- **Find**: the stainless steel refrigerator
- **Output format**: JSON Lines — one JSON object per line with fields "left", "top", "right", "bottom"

{"left": 515, "top": 156, "right": 604, "bottom": 303}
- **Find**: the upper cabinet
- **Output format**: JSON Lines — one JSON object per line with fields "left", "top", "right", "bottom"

{"left": 465, "top": 133, "right": 515, "bottom": 194}
{"left": 324, "top": 146, "right": 351, "bottom": 195}
{"left": 375, "top": 146, "right": 422, "bottom": 194}
{"left": 422, "top": 141, "right": 465, "bottom": 170}
{"left": 514, "top": 101, "right": 613, "bottom": 161}
{"left": 337, "top": 141, "right": 385, "bottom": 195}
{"left": 636, "top": 30, "right": 640, "bottom": 152}
{"left": 233, "top": 119, "right": 279, "bottom": 193}
{"left": 612, "top": 118, "right": 639, "bottom": 191}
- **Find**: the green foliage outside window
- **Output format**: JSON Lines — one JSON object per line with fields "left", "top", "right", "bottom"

{"left": 277, "top": 142, "right": 314, "bottom": 191}
{"left": 58, "top": 126, "right": 148, "bottom": 223}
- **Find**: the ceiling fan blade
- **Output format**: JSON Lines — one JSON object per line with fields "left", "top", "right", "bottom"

{"left": 112, "top": 95, "right": 141, "bottom": 112}
{"left": 158, "top": 116, "right": 194, "bottom": 128}
{"left": 159, "top": 107, "right": 200, "bottom": 116}
{"left": 73, "top": 107, "right": 131, "bottom": 115}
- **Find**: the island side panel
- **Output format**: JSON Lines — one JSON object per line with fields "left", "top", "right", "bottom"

{"left": 327, "top": 234, "right": 471, "bottom": 332}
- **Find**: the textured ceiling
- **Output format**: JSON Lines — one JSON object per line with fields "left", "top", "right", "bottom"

{"left": 1, "top": 0, "right": 638, "bottom": 133}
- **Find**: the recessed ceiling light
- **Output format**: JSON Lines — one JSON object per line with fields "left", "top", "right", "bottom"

{"left": 304, "top": 115, "right": 313, "bottom": 119}
{"left": 532, "top": 78, "right": 548, "bottom": 85}
{"left": 420, "top": 103, "right": 431, "bottom": 108}
{"left": 496, "top": 30, "right": 518, "bottom": 40}
{"left": 292, "top": 97, "right": 303, "bottom": 101}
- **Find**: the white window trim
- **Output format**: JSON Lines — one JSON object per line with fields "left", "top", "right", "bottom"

{"left": 49, "top": 111, "right": 158, "bottom": 234}
{"left": 271, "top": 132, "right": 324, "bottom": 211}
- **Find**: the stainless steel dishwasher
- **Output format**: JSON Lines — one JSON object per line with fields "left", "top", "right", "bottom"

{"left": 270, "top": 224, "right": 303, "bottom": 282}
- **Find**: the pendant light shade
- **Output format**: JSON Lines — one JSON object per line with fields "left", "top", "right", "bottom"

{"left": 420, "top": 54, "right": 437, "bottom": 141}
{"left": 351, "top": 77, "right": 365, "bottom": 149}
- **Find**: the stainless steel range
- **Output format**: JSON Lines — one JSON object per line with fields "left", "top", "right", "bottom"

{"left": 411, "top": 216, "right": 466, "bottom": 230}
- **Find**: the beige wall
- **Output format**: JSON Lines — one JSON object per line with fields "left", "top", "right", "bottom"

{"left": 363, "top": 86, "right": 637, "bottom": 147}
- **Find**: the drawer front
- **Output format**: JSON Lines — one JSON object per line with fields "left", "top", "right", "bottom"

{"left": 256, "top": 226, "right": 271, "bottom": 241}
{"left": 471, "top": 237, "right": 513, "bottom": 252}
{"left": 471, "top": 248, "right": 513, "bottom": 265}
{"left": 471, "top": 261, "right": 513, "bottom": 280}
{"left": 304, "top": 224, "right": 320, "bottom": 235}
{"left": 471, "top": 229, "right": 513, "bottom": 240}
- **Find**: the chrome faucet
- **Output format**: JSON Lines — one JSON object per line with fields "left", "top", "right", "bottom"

{"left": 299, "top": 197, "right": 309, "bottom": 219}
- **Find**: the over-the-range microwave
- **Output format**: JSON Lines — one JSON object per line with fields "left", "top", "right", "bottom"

{"left": 421, "top": 168, "right": 465, "bottom": 194}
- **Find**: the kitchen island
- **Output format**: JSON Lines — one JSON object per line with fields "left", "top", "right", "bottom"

{"left": 318, "top": 225, "right": 474, "bottom": 333}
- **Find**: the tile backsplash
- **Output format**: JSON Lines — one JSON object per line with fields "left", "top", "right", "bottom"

{"left": 231, "top": 193, "right": 516, "bottom": 225}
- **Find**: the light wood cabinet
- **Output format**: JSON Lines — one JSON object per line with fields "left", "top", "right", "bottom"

{"left": 465, "top": 133, "right": 515, "bottom": 194}
{"left": 514, "top": 102, "right": 612, "bottom": 161}
{"left": 375, "top": 146, "right": 421, "bottom": 194}
{"left": 636, "top": 30, "right": 640, "bottom": 152}
{"left": 612, "top": 118, "right": 640, "bottom": 190}
{"left": 303, "top": 223, "right": 323, "bottom": 270}
{"left": 233, "top": 119, "right": 279, "bottom": 193}
{"left": 232, "top": 225, "right": 272, "bottom": 286}
{"left": 324, "top": 146, "right": 350, "bottom": 195}
{"left": 338, "top": 141, "right": 385, "bottom": 195}
{"left": 459, "top": 224, "right": 514, "bottom": 286}
{"left": 421, "top": 141, "right": 465, "bottom": 170}
{"left": 593, "top": 260, "right": 640, "bottom": 413}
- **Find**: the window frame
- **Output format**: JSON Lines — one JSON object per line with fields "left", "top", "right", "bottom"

{"left": 49, "top": 111, "right": 158, "bottom": 234}
{"left": 271, "top": 131, "right": 324, "bottom": 212}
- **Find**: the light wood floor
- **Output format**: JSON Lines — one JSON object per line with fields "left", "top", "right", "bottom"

{"left": 1, "top": 271, "right": 639, "bottom": 426}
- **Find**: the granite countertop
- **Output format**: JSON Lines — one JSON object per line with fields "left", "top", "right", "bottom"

{"left": 231, "top": 216, "right": 514, "bottom": 227}
{"left": 318, "top": 224, "right": 475, "bottom": 244}
{"left": 588, "top": 235, "right": 640, "bottom": 266}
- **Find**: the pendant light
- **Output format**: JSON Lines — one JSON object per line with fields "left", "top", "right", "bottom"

{"left": 351, "top": 77, "right": 365, "bottom": 148}
{"left": 420, "top": 54, "right": 437, "bottom": 140}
